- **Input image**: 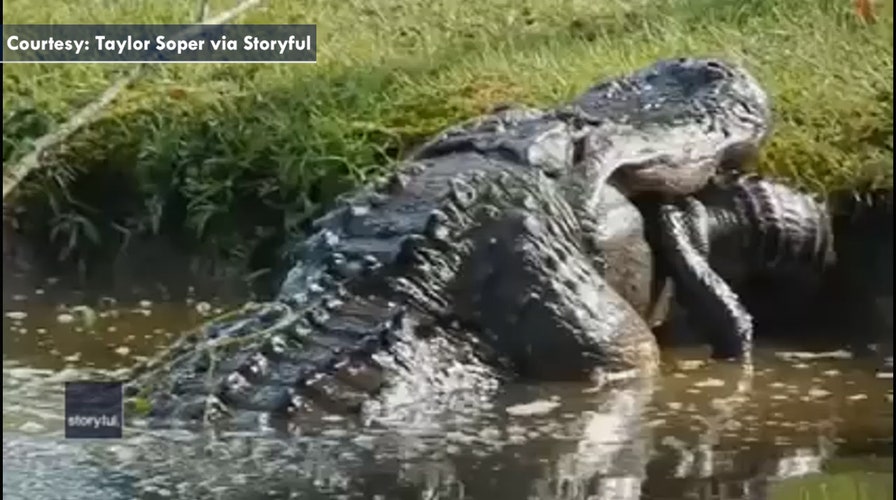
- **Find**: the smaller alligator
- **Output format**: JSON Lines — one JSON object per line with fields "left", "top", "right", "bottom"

{"left": 650, "top": 174, "right": 837, "bottom": 359}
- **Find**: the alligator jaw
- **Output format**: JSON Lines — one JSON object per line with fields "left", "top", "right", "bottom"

{"left": 561, "top": 57, "right": 772, "bottom": 206}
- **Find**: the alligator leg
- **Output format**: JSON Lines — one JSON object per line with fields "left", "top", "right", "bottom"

{"left": 656, "top": 199, "right": 754, "bottom": 363}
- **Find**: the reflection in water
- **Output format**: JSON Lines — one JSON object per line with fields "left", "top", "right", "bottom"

{"left": 3, "top": 347, "right": 892, "bottom": 499}
{"left": 2, "top": 251, "right": 893, "bottom": 499}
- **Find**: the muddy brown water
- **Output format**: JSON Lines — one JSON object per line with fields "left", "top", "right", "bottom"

{"left": 2, "top": 243, "right": 893, "bottom": 500}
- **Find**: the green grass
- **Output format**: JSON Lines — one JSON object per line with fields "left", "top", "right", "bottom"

{"left": 2, "top": 0, "right": 893, "bottom": 265}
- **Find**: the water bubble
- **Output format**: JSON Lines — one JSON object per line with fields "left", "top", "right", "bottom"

{"left": 18, "top": 421, "right": 45, "bottom": 433}
{"left": 807, "top": 388, "right": 831, "bottom": 399}
{"left": 506, "top": 399, "right": 559, "bottom": 417}
{"left": 5, "top": 311, "right": 27, "bottom": 320}
{"left": 35, "top": 288, "right": 45, "bottom": 295}
{"left": 321, "top": 428, "right": 348, "bottom": 438}
{"left": 693, "top": 378, "right": 725, "bottom": 388}
{"left": 676, "top": 360, "right": 705, "bottom": 371}
{"left": 115, "top": 346, "right": 131, "bottom": 356}
{"left": 67, "top": 305, "right": 97, "bottom": 327}
{"left": 195, "top": 302, "right": 212, "bottom": 316}
{"left": 56, "top": 313, "right": 75, "bottom": 324}
{"left": 139, "top": 300, "right": 153, "bottom": 309}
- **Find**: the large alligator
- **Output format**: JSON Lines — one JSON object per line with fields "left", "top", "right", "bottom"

{"left": 124, "top": 57, "right": 773, "bottom": 429}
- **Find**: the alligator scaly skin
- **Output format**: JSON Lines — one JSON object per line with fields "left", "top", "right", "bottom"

{"left": 125, "top": 58, "right": 773, "bottom": 428}
{"left": 655, "top": 175, "right": 837, "bottom": 360}
{"left": 127, "top": 165, "right": 658, "bottom": 429}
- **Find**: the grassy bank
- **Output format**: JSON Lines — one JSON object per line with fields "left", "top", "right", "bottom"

{"left": 2, "top": 0, "right": 893, "bottom": 270}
